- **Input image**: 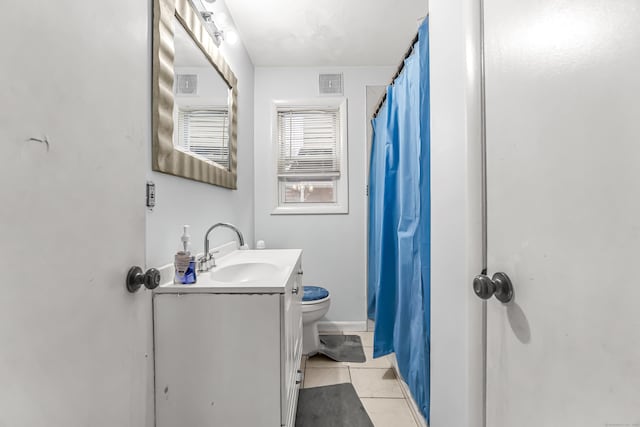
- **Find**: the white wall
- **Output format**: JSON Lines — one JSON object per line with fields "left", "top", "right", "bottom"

{"left": 146, "top": 0, "right": 256, "bottom": 269}
{"left": 429, "top": 0, "right": 484, "bottom": 426}
{"left": 253, "top": 67, "right": 393, "bottom": 324}
{"left": 173, "top": 66, "right": 230, "bottom": 108}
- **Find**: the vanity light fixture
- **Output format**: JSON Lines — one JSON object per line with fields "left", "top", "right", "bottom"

{"left": 225, "top": 30, "right": 238, "bottom": 45}
{"left": 199, "top": 10, "right": 238, "bottom": 46}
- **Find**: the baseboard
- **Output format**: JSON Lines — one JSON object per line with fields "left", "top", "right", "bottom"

{"left": 390, "top": 354, "right": 429, "bottom": 427}
{"left": 317, "top": 321, "right": 368, "bottom": 333}
{"left": 367, "top": 319, "right": 375, "bottom": 331}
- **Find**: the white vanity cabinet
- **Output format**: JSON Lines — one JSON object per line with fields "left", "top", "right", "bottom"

{"left": 153, "top": 250, "right": 303, "bottom": 427}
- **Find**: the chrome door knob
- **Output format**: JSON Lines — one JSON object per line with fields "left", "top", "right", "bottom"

{"left": 473, "top": 272, "right": 514, "bottom": 303}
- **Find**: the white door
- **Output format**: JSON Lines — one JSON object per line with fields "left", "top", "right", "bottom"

{"left": 484, "top": 1, "right": 640, "bottom": 426}
{"left": 0, "top": 1, "right": 150, "bottom": 426}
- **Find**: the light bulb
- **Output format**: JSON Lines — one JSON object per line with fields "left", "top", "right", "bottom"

{"left": 216, "top": 12, "right": 228, "bottom": 26}
{"left": 225, "top": 30, "right": 238, "bottom": 45}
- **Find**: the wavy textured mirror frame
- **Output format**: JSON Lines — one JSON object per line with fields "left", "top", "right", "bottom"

{"left": 152, "top": 0, "right": 238, "bottom": 189}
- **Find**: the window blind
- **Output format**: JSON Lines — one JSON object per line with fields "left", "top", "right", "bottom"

{"left": 277, "top": 108, "right": 341, "bottom": 178}
{"left": 178, "top": 108, "right": 229, "bottom": 169}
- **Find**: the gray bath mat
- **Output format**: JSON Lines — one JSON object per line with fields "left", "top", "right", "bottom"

{"left": 316, "top": 335, "right": 366, "bottom": 363}
{"left": 295, "top": 383, "right": 374, "bottom": 427}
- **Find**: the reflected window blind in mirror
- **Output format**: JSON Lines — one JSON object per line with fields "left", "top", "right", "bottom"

{"left": 178, "top": 108, "right": 230, "bottom": 169}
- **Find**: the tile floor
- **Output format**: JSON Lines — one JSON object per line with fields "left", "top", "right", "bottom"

{"left": 300, "top": 331, "right": 421, "bottom": 427}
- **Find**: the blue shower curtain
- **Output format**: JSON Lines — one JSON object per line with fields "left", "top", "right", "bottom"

{"left": 368, "top": 18, "right": 431, "bottom": 421}
{"left": 367, "top": 99, "right": 389, "bottom": 319}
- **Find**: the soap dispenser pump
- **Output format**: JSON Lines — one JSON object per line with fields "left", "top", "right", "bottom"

{"left": 181, "top": 225, "right": 191, "bottom": 252}
{"left": 174, "top": 225, "right": 197, "bottom": 284}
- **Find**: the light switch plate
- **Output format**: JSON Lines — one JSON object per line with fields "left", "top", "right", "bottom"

{"left": 146, "top": 181, "right": 156, "bottom": 209}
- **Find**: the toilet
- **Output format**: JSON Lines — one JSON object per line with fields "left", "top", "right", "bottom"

{"left": 301, "top": 286, "right": 331, "bottom": 356}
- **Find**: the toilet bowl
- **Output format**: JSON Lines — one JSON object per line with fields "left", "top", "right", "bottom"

{"left": 301, "top": 286, "right": 331, "bottom": 356}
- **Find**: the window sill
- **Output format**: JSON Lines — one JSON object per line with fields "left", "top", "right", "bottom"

{"left": 271, "top": 205, "right": 348, "bottom": 215}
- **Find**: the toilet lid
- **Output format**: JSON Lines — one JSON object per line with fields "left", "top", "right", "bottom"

{"left": 302, "top": 286, "right": 329, "bottom": 302}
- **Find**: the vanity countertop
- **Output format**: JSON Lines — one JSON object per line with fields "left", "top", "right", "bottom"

{"left": 154, "top": 249, "right": 302, "bottom": 294}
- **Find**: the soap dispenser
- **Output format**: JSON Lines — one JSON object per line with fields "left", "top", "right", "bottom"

{"left": 174, "top": 225, "right": 197, "bottom": 284}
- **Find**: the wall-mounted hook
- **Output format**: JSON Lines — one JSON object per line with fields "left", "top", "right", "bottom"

{"left": 26, "top": 136, "right": 50, "bottom": 151}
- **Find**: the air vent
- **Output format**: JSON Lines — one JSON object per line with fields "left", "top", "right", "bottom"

{"left": 176, "top": 74, "right": 198, "bottom": 95}
{"left": 319, "top": 73, "right": 343, "bottom": 95}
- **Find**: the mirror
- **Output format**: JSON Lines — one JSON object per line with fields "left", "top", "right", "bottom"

{"left": 152, "top": 0, "right": 238, "bottom": 188}
{"left": 174, "top": 22, "right": 231, "bottom": 170}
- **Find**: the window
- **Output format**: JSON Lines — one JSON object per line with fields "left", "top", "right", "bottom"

{"left": 273, "top": 99, "right": 348, "bottom": 214}
{"left": 177, "top": 107, "right": 230, "bottom": 169}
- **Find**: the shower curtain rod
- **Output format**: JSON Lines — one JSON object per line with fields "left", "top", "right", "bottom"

{"left": 372, "top": 31, "right": 420, "bottom": 119}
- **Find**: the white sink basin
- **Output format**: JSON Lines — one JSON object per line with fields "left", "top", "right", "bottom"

{"left": 209, "top": 262, "right": 287, "bottom": 283}
{"left": 155, "top": 248, "right": 302, "bottom": 294}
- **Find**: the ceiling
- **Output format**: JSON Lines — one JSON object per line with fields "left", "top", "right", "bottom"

{"left": 222, "top": 0, "right": 428, "bottom": 67}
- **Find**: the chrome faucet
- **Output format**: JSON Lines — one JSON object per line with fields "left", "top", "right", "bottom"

{"left": 201, "top": 222, "right": 245, "bottom": 270}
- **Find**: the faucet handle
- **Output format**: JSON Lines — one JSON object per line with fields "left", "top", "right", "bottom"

{"left": 197, "top": 255, "right": 209, "bottom": 272}
{"left": 198, "top": 251, "right": 220, "bottom": 272}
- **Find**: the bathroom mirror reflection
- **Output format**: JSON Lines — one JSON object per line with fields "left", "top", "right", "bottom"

{"left": 173, "top": 20, "right": 231, "bottom": 170}
{"left": 152, "top": 0, "right": 238, "bottom": 188}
